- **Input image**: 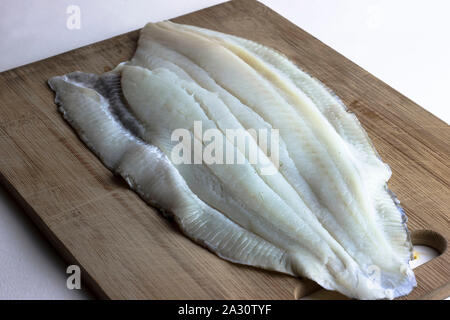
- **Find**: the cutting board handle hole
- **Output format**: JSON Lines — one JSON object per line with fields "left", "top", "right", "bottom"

{"left": 409, "top": 230, "right": 446, "bottom": 269}
{"left": 411, "top": 229, "right": 447, "bottom": 255}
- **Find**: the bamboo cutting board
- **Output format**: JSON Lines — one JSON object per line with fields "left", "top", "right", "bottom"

{"left": 0, "top": 0, "right": 448, "bottom": 299}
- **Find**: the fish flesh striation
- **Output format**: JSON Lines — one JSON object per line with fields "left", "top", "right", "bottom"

{"left": 48, "top": 22, "right": 416, "bottom": 299}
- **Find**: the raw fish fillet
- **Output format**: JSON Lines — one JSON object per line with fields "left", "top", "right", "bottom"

{"left": 48, "top": 21, "right": 416, "bottom": 299}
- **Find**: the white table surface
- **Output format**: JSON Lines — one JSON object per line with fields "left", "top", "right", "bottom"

{"left": 0, "top": 0, "right": 448, "bottom": 300}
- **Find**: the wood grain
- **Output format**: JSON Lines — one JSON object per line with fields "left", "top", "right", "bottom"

{"left": 0, "top": 0, "right": 448, "bottom": 299}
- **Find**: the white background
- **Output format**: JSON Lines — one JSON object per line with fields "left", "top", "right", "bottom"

{"left": 0, "top": 0, "right": 448, "bottom": 299}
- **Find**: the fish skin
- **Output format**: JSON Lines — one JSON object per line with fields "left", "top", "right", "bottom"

{"left": 48, "top": 22, "right": 416, "bottom": 299}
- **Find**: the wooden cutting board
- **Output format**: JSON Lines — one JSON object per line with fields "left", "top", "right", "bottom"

{"left": 0, "top": 0, "right": 448, "bottom": 299}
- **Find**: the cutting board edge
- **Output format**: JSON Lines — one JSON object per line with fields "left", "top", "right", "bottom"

{"left": 0, "top": 172, "right": 109, "bottom": 299}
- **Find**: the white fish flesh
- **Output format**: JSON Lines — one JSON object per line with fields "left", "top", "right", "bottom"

{"left": 48, "top": 21, "right": 416, "bottom": 299}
